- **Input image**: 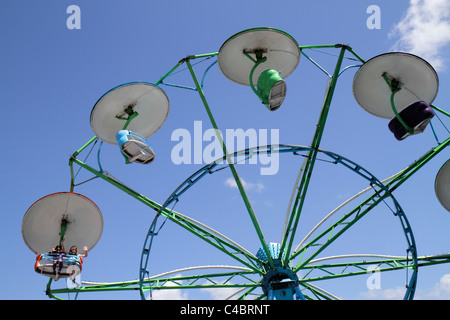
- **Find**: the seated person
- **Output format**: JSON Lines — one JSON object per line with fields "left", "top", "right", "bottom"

{"left": 68, "top": 245, "right": 88, "bottom": 272}
{"left": 66, "top": 245, "right": 88, "bottom": 284}
{"left": 68, "top": 245, "right": 88, "bottom": 258}
{"left": 49, "top": 245, "right": 67, "bottom": 280}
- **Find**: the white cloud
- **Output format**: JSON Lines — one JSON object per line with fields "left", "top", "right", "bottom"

{"left": 359, "top": 286, "right": 407, "bottom": 300}
{"left": 224, "top": 177, "right": 265, "bottom": 193}
{"left": 201, "top": 284, "right": 241, "bottom": 300}
{"left": 390, "top": 0, "right": 450, "bottom": 71}
{"left": 424, "top": 274, "right": 450, "bottom": 299}
{"left": 358, "top": 274, "right": 450, "bottom": 300}
{"left": 147, "top": 274, "right": 189, "bottom": 300}
{"left": 149, "top": 288, "right": 189, "bottom": 300}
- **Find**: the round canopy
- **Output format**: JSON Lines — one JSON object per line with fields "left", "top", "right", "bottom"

{"left": 22, "top": 192, "right": 103, "bottom": 254}
{"left": 90, "top": 82, "right": 169, "bottom": 145}
{"left": 218, "top": 27, "right": 300, "bottom": 86}
{"left": 353, "top": 52, "right": 439, "bottom": 119}
{"left": 435, "top": 160, "right": 450, "bottom": 212}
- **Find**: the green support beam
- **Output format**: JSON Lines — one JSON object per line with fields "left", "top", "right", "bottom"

{"left": 280, "top": 45, "right": 347, "bottom": 263}
{"left": 54, "top": 44, "right": 449, "bottom": 301}
{"left": 185, "top": 58, "right": 274, "bottom": 269}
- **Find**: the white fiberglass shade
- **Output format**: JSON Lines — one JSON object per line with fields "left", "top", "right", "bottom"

{"left": 218, "top": 27, "right": 300, "bottom": 86}
{"left": 435, "top": 160, "right": 450, "bottom": 212}
{"left": 22, "top": 192, "right": 103, "bottom": 254}
{"left": 353, "top": 52, "right": 439, "bottom": 119}
{"left": 90, "top": 82, "right": 169, "bottom": 145}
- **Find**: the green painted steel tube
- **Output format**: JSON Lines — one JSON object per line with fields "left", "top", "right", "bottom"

{"left": 47, "top": 252, "right": 450, "bottom": 298}
{"left": 185, "top": 58, "right": 274, "bottom": 269}
{"left": 344, "top": 45, "right": 366, "bottom": 63}
{"left": 58, "top": 219, "right": 67, "bottom": 246}
{"left": 382, "top": 74, "right": 414, "bottom": 134}
{"left": 48, "top": 269, "right": 258, "bottom": 296}
{"left": 390, "top": 90, "right": 414, "bottom": 134}
{"left": 69, "top": 136, "right": 98, "bottom": 192}
{"left": 70, "top": 157, "right": 161, "bottom": 211}
{"left": 281, "top": 46, "right": 347, "bottom": 263}
{"left": 121, "top": 111, "right": 138, "bottom": 130}
{"left": 154, "top": 60, "right": 186, "bottom": 86}
{"left": 291, "top": 189, "right": 394, "bottom": 271}
{"left": 187, "top": 52, "right": 219, "bottom": 60}
{"left": 248, "top": 55, "right": 268, "bottom": 103}
{"left": 69, "top": 156, "right": 262, "bottom": 273}
{"left": 386, "top": 136, "right": 450, "bottom": 192}
{"left": 70, "top": 136, "right": 97, "bottom": 158}
{"left": 290, "top": 137, "right": 449, "bottom": 271}
{"left": 431, "top": 104, "right": 450, "bottom": 118}
{"left": 299, "top": 44, "right": 343, "bottom": 50}
{"left": 154, "top": 53, "right": 218, "bottom": 86}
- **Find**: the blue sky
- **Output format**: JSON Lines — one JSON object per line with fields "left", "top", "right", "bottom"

{"left": 2, "top": 0, "right": 450, "bottom": 300}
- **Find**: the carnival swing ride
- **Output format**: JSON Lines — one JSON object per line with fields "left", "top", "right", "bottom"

{"left": 22, "top": 28, "right": 450, "bottom": 300}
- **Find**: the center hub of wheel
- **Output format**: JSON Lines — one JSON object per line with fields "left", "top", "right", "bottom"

{"left": 256, "top": 243, "right": 305, "bottom": 300}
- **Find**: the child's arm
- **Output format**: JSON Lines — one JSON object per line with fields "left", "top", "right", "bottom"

{"left": 80, "top": 246, "right": 88, "bottom": 258}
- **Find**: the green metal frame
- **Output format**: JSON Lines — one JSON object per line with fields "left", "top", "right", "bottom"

{"left": 43, "top": 42, "right": 450, "bottom": 300}
{"left": 46, "top": 254, "right": 450, "bottom": 299}
{"left": 133, "top": 143, "right": 423, "bottom": 300}
{"left": 280, "top": 46, "right": 348, "bottom": 263}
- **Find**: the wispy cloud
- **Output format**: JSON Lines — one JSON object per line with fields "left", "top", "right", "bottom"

{"left": 201, "top": 283, "right": 240, "bottom": 300}
{"left": 424, "top": 273, "right": 450, "bottom": 299}
{"left": 224, "top": 177, "right": 265, "bottom": 193}
{"left": 359, "top": 273, "right": 450, "bottom": 299}
{"left": 150, "top": 288, "right": 188, "bottom": 300}
{"left": 390, "top": 0, "right": 450, "bottom": 71}
{"left": 359, "top": 286, "right": 406, "bottom": 300}
{"left": 147, "top": 274, "right": 189, "bottom": 300}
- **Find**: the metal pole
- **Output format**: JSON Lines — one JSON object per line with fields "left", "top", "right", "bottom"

{"left": 185, "top": 58, "right": 274, "bottom": 269}
{"left": 280, "top": 45, "right": 347, "bottom": 263}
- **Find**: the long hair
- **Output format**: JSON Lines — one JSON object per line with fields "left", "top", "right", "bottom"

{"left": 69, "top": 245, "right": 78, "bottom": 255}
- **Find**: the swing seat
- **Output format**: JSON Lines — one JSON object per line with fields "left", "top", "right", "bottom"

{"left": 116, "top": 130, "right": 155, "bottom": 164}
{"left": 34, "top": 253, "right": 82, "bottom": 280}
{"left": 256, "top": 69, "right": 287, "bottom": 111}
{"left": 388, "top": 101, "right": 435, "bottom": 141}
